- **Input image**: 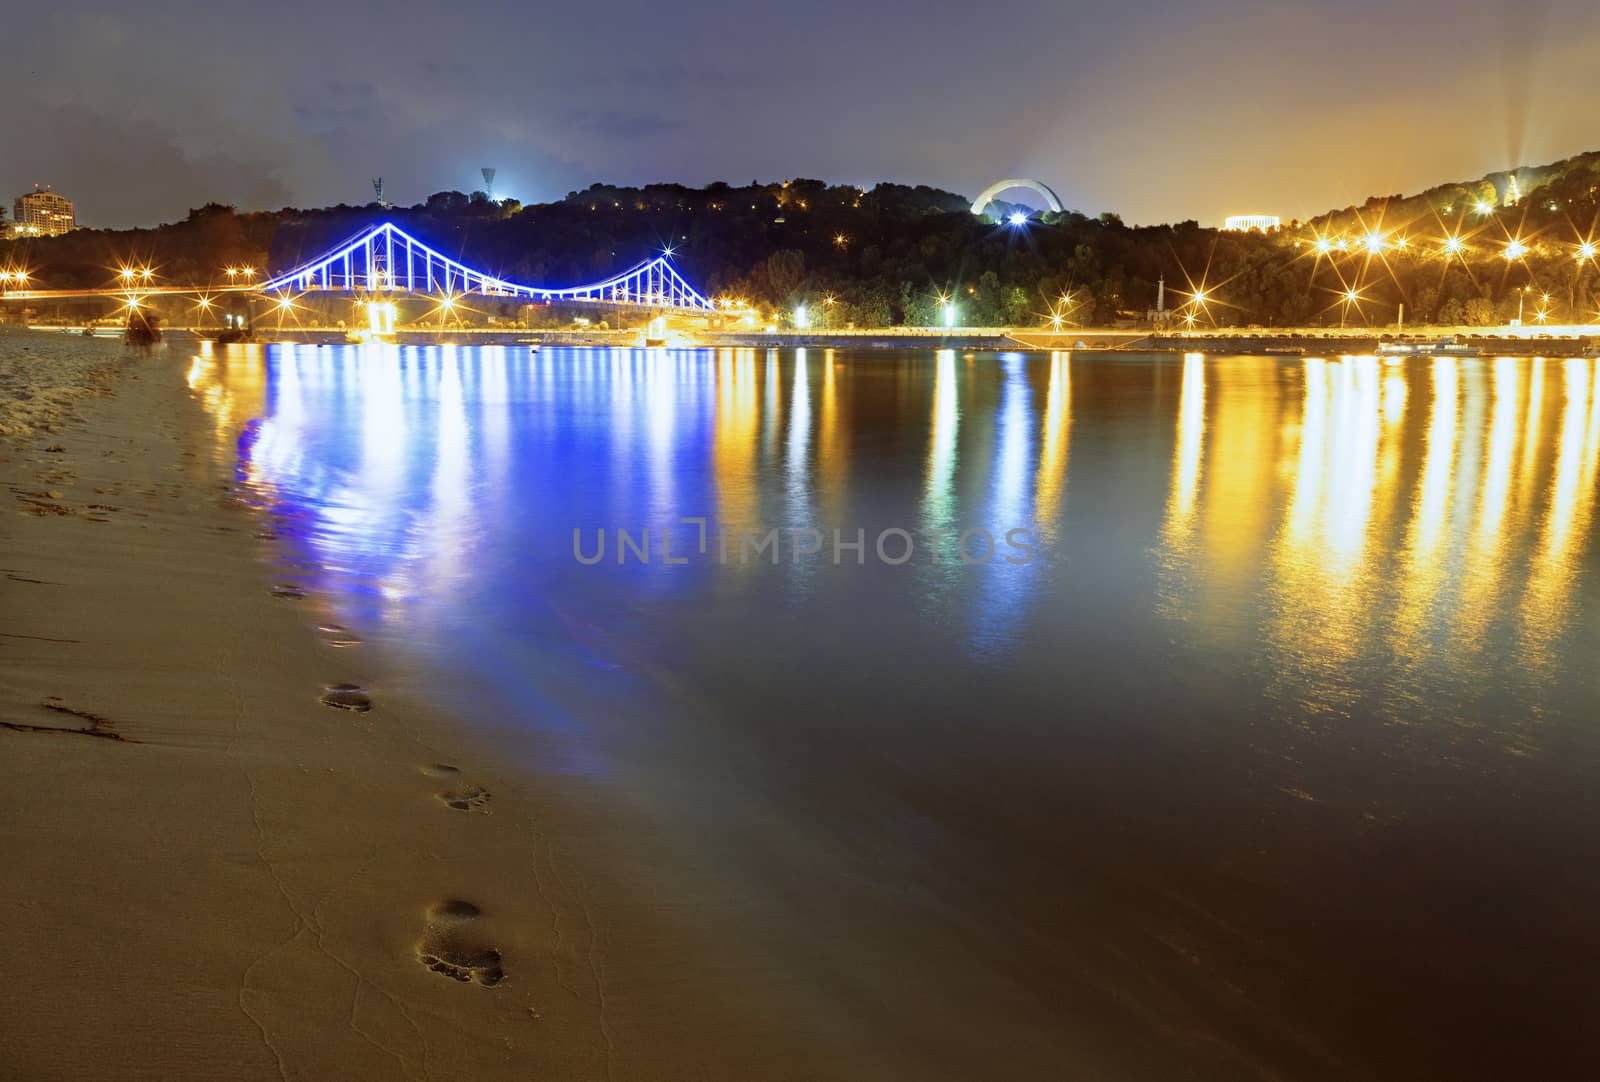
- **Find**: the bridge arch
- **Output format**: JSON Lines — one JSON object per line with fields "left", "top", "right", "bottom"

{"left": 970, "top": 179, "right": 1064, "bottom": 218}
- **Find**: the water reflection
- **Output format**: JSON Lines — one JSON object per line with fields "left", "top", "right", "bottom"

{"left": 182, "top": 343, "right": 1600, "bottom": 1078}
{"left": 1033, "top": 352, "right": 1072, "bottom": 538}
{"left": 186, "top": 344, "right": 1600, "bottom": 718}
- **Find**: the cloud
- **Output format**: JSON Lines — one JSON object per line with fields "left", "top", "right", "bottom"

{"left": 562, "top": 109, "right": 686, "bottom": 141}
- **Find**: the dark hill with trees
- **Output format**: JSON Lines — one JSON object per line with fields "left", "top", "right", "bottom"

{"left": 5, "top": 152, "right": 1599, "bottom": 328}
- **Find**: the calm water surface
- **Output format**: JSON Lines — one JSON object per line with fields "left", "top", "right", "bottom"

{"left": 190, "top": 345, "right": 1600, "bottom": 1079}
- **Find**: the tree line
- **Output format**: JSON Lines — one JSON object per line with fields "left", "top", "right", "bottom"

{"left": 5, "top": 151, "right": 1600, "bottom": 328}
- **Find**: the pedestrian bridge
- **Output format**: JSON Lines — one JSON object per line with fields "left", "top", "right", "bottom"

{"left": 0, "top": 221, "right": 717, "bottom": 313}
{"left": 262, "top": 222, "right": 715, "bottom": 310}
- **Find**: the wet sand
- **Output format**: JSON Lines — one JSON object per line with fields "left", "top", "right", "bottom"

{"left": 0, "top": 331, "right": 615, "bottom": 1079}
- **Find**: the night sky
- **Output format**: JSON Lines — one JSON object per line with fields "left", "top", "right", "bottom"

{"left": 4, "top": 0, "right": 1595, "bottom": 228}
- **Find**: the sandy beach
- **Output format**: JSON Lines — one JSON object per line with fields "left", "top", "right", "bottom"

{"left": 0, "top": 330, "right": 616, "bottom": 1079}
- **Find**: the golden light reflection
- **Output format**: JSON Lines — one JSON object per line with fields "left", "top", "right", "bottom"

{"left": 1389, "top": 358, "right": 1458, "bottom": 665}
{"left": 1265, "top": 356, "right": 1390, "bottom": 705}
{"left": 713, "top": 348, "right": 761, "bottom": 529}
{"left": 1155, "top": 353, "right": 1207, "bottom": 621}
{"left": 1522, "top": 360, "right": 1600, "bottom": 669}
{"left": 185, "top": 342, "right": 267, "bottom": 464}
{"left": 1452, "top": 359, "right": 1524, "bottom": 649}
{"left": 1201, "top": 357, "right": 1286, "bottom": 587}
{"left": 811, "top": 348, "right": 847, "bottom": 518}
{"left": 1164, "top": 353, "right": 1206, "bottom": 548}
{"left": 1516, "top": 357, "right": 1547, "bottom": 514}
{"left": 1033, "top": 352, "right": 1072, "bottom": 537}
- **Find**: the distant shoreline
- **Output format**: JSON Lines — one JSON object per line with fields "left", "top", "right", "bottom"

{"left": 20, "top": 322, "right": 1600, "bottom": 357}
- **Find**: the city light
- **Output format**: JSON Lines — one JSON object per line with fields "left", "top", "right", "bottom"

{"left": 1442, "top": 235, "right": 1466, "bottom": 256}
{"left": 939, "top": 296, "right": 956, "bottom": 329}
{"left": 1504, "top": 239, "right": 1528, "bottom": 261}
{"left": 1313, "top": 236, "right": 1333, "bottom": 255}
{"left": 1363, "top": 232, "right": 1385, "bottom": 254}
{"left": 1008, "top": 211, "right": 1028, "bottom": 227}
{"left": 1474, "top": 199, "right": 1494, "bottom": 215}
{"left": 794, "top": 304, "right": 811, "bottom": 329}
{"left": 1578, "top": 242, "right": 1597, "bottom": 261}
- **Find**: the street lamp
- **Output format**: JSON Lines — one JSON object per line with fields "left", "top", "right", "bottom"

{"left": 1341, "top": 288, "right": 1362, "bottom": 329}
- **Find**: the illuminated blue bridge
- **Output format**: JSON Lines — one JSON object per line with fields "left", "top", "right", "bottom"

{"left": 260, "top": 222, "right": 716, "bottom": 311}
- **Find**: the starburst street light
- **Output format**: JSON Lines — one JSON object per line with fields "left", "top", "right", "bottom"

{"left": 1363, "top": 232, "right": 1386, "bottom": 254}
{"left": 1474, "top": 199, "right": 1495, "bottom": 215}
{"left": 1578, "top": 242, "right": 1597, "bottom": 262}
{"left": 1313, "top": 236, "right": 1333, "bottom": 255}
{"left": 1339, "top": 286, "right": 1365, "bottom": 328}
{"left": 1504, "top": 238, "right": 1529, "bottom": 261}
{"left": 1442, "top": 235, "right": 1466, "bottom": 256}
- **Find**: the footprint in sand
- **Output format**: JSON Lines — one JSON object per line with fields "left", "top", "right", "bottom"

{"left": 420, "top": 763, "right": 461, "bottom": 778}
{"left": 319, "top": 683, "right": 372, "bottom": 712}
{"left": 416, "top": 900, "right": 504, "bottom": 986}
{"left": 269, "top": 583, "right": 306, "bottom": 600}
{"left": 437, "top": 785, "right": 491, "bottom": 813}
